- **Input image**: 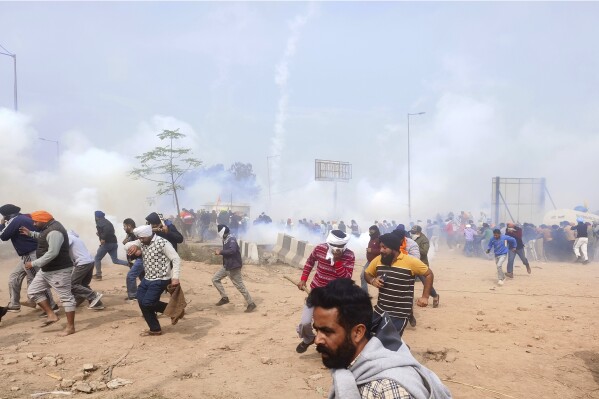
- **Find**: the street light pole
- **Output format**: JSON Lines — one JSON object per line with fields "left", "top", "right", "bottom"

{"left": 0, "top": 44, "right": 18, "bottom": 111}
{"left": 407, "top": 112, "right": 425, "bottom": 223}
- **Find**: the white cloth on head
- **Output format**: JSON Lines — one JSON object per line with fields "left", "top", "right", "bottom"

{"left": 218, "top": 226, "right": 227, "bottom": 239}
{"left": 325, "top": 230, "right": 350, "bottom": 261}
{"left": 133, "top": 225, "right": 153, "bottom": 238}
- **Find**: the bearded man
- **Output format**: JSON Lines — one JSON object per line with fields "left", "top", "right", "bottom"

{"left": 364, "top": 233, "right": 434, "bottom": 337}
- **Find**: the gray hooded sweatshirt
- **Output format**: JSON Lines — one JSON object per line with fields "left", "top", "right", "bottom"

{"left": 327, "top": 337, "right": 452, "bottom": 399}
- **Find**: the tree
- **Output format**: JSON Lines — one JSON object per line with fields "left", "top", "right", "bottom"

{"left": 228, "top": 162, "right": 261, "bottom": 200}
{"left": 130, "top": 129, "right": 202, "bottom": 216}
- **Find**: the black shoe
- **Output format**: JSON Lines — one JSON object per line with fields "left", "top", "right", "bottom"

{"left": 408, "top": 314, "right": 417, "bottom": 327}
{"left": 245, "top": 303, "right": 256, "bottom": 313}
{"left": 215, "top": 297, "right": 229, "bottom": 306}
{"left": 582, "top": 260, "right": 590, "bottom": 265}
{"left": 0, "top": 306, "right": 7, "bottom": 322}
{"left": 296, "top": 339, "right": 314, "bottom": 353}
{"left": 94, "top": 275, "right": 102, "bottom": 281}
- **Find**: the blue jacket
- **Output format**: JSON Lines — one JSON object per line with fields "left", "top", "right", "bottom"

{"left": 487, "top": 234, "right": 517, "bottom": 256}
{"left": 0, "top": 214, "right": 38, "bottom": 256}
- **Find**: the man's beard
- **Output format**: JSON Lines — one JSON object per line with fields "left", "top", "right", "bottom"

{"left": 381, "top": 253, "right": 395, "bottom": 266}
{"left": 316, "top": 334, "right": 357, "bottom": 369}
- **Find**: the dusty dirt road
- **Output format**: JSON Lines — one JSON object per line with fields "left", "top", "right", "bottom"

{"left": 0, "top": 248, "right": 598, "bottom": 399}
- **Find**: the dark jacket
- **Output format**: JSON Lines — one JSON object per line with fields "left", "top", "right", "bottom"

{"left": 37, "top": 220, "right": 72, "bottom": 272}
{"left": 413, "top": 234, "right": 430, "bottom": 266}
{"left": 156, "top": 220, "right": 184, "bottom": 252}
{"left": 221, "top": 235, "right": 242, "bottom": 270}
{"left": 572, "top": 222, "right": 588, "bottom": 238}
{"left": 0, "top": 213, "right": 38, "bottom": 256}
{"left": 96, "top": 217, "right": 118, "bottom": 244}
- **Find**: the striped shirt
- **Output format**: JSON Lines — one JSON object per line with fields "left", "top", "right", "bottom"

{"left": 301, "top": 243, "right": 355, "bottom": 289}
{"left": 365, "top": 254, "right": 428, "bottom": 319}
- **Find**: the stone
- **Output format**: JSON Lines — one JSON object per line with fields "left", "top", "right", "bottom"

{"left": 89, "top": 381, "right": 107, "bottom": 391}
{"left": 72, "top": 372, "right": 86, "bottom": 381}
{"left": 445, "top": 352, "right": 457, "bottom": 363}
{"left": 42, "top": 356, "right": 57, "bottom": 367}
{"left": 191, "top": 372, "right": 199, "bottom": 378}
{"left": 260, "top": 356, "right": 272, "bottom": 365}
{"left": 107, "top": 378, "right": 133, "bottom": 389}
{"left": 26, "top": 353, "right": 35, "bottom": 360}
{"left": 309, "top": 373, "right": 323, "bottom": 380}
{"left": 3, "top": 358, "right": 18, "bottom": 365}
{"left": 517, "top": 307, "right": 529, "bottom": 311}
{"left": 476, "top": 311, "right": 485, "bottom": 315}
{"left": 60, "top": 379, "right": 75, "bottom": 388}
{"left": 533, "top": 335, "right": 541, "bottom": 340}
{"left": 73, "top": 381, "right": 93, "bottom": 393}
{"left": 83, "top": 363, "right": 97, "bottom": 372}
{"left": 57, "top": 358, "right": 65, "bottom": 365}
{"left": 10, "top": 386, "right": 20, "bottom": 392}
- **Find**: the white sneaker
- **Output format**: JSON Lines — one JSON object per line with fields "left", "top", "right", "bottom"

{"left": 498, "top": 279, "right": 504, "bottom": 286}
{"left": 89, "top": 293, "right": 103, "bottom": 308}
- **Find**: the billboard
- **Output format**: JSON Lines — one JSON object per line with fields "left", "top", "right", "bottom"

{"left": 315, "top": 159, "right": 352, "bottom": 182}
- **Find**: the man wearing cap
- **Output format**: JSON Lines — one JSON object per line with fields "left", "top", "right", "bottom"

{"left": 122, "top": 212, "right": 184, "bottom": 301}
{"left": 125, "top": 225, "right": 182, "bottom": 336}
{"left": 212, "top": 224, "right": 256, "bottom": 312}
{"left": 93, "top": 211, "right": 129, "bottom": 280}
{"left": 295, "top": 230, "right": 355, "bottom": 353}
{"left": 0, "top": 204, "right": 56, "bottom": 313}
{"left": 572, "top": 217, "right": 589, "bottom": 264}
{"left": 364, "top": 233, "right": 434, "bottom": 337}
{"left": 21, "top": 211, "right": 77, "bottom": 336}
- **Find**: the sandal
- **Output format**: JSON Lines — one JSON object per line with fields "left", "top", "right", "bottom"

{"left": 139, "top": 330, "right": 163, "bottom": 336}
{"left": 433, "top": 295, "right": 440, "bottom": 308}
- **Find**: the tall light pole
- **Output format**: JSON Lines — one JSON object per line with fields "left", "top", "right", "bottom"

{"left": 407, "top": 111, "right": 425, "bottom": 222}
{"left": 0, "top": 44, "right": 18, "bottom": 111}
{"left": 267, "top": 154, "right": 280, "bottom": 206}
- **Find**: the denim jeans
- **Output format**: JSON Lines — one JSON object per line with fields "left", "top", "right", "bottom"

{"left": 507, "top": 248, "right": 529, "bottom": 273}
{"left": 94, "top": 242, "right": 129, "bottom": 277}
{"left": 372, "top": 312, "right": 409, "bottom": 337}
{"left": 137, "top": 278, "right": 169, "bottom": 332}
{"left": 126, "top": 258, "right": 144, "bottom": 299}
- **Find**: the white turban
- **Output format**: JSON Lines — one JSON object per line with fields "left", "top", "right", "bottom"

{"left": 133, "top": 225, "right": 153, "bottom": 238}
{"left": 325, "top": 230, "right": 350, "bottom": 261}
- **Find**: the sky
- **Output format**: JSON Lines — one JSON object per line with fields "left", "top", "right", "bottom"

{"left": 1, "top": 1, "right": 599, "bottom": 236}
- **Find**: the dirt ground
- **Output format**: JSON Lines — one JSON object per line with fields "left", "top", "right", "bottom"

{"left": 0, "top": 247, "right": 598, "bottom": 399}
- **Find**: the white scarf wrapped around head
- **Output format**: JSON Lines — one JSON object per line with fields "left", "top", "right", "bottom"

{"left": 134, "top": 225, "right": 153, "bottom": 238}
{"left": 325, "top": 230, "right": 350, "bottom": 261}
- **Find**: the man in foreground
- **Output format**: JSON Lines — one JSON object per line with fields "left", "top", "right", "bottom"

{"left": 309, "top": 278, "right": 452, "bottom": 399}
{"left": 125, "top": 225, "right": 182, "bottom": 336}
{"left": 22, "top": 211, "right": 77, "bottom": 336}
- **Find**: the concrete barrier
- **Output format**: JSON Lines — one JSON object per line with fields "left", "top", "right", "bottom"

{"left": 274, "top": 233, "right": 316, "bottom": 269}
{"left": 238, "top": 239, "right": 259, "bottom": 263}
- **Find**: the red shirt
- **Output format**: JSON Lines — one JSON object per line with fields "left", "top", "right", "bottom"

{"left": 301, "top": 243, "right": 355, "bottom": 289}
{"left": 366, "top": 237, "right": 381, "bottom": 262}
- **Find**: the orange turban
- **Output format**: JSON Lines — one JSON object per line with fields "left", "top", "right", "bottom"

{"left": 30, "top": 211, "right": 54, "bottom": 223}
